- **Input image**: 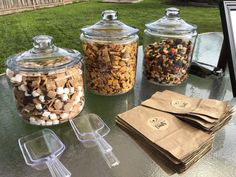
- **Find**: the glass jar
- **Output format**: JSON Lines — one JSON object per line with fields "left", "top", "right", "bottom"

{"left": 143, "top": 7, "right": 197, "bottom": 85}
{"left": 80, "top": 10, "right": 139, "bottom": 96}
{"left": 6, "top": 35, "right": 84, "bottom": 126}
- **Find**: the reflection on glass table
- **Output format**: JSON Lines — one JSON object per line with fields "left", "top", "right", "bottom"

{"left": 0, "top": 46, "right": 236, "bottom": 177}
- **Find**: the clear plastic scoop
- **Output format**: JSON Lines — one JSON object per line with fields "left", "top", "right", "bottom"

{"left": 18, "top": 129, "right": 71, "bottom": 177}
{"left": 70, "top": 113, "right": 120, "bottom": 168}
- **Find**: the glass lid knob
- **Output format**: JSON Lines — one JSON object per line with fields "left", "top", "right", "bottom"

{"left": 33, "top": 35, "right": 54, "bottom": 50}
{"left": 165, "top": 7, "right": 180, "bottom": 18}
{"left": 102, "top": 10, "right": 118, "bottom": 20}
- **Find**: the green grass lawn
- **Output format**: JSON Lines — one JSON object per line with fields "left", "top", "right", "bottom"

{"left": 0, "top": 0, "right": 222, "bottom": 73}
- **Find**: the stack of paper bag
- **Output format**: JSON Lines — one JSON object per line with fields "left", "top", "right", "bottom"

{"left": 116, "top": 106, "right": 214, "bottom": 173}
{"left": 141, "top": 90, "right": 233, "bottom": 134}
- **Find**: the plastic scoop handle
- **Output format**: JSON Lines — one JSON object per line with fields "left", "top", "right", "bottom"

{"left": 70, "top": 119, "right": 112, "bottom": 153}
{"left": 46, "top": 158, "right": 71, "bottom": 177}
{"left": 101, "top": 147, "right": 120, "bottom": 168}
{"left": 70, "top": 120, "right": 120, "bottom": 168}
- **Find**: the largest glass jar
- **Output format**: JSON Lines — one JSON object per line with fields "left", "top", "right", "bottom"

{"left": 81, "top": 10, "right": 139, "bottom": 96}
{"left": 143, "top": 8, "right": 197, "bottom": 85}
{"left": 6, "top": 35, "right": 84, "bottom": 126}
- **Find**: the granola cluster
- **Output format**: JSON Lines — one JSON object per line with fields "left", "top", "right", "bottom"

{"left": 6, "top": 62, "right": 84, "bottom": 126}
{"left": 144, "top": 39, "right": 193, "bottom": 85}
{"left": 83, "top": 41, "right": 138, "bottom": 95}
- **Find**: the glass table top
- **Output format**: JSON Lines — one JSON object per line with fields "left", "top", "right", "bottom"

{"left": 0, "top": 46, "right": 236, "bottom": 177}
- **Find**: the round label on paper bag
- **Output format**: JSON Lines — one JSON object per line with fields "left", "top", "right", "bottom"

{"left": 147, "top": 117, "right": 169, "bottom": 131}
{"left": 171, "top": 99, "right": 191, "bottom": 109}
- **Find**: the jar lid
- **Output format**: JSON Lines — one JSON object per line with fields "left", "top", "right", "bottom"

{"left": 145, "top": 7, "right": 197, "bottom": 35}
{"left": 6, "top": 35, "right": 82, "bottom": 72}
{"left": 81, "top": 10, "right": 139, "bottom": 40}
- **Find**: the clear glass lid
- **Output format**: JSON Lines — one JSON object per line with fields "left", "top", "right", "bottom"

{"left": 81, "top": 10, "right": 139, "bottom": 40}
{"left": 6, "top": 35, "right": 82, "bottom": 72}
{"left": 145, "top": 7, "right": 197, "bottom": 35}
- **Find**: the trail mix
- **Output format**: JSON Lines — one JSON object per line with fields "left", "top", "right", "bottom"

{"left": 83, "top": 41, "right": 138, "bottom": 95}
{"left": 6, "top": 63, "right": 84, "bottom": 126}
{"left": 144, "top": 39, "right": 193, "bottom": 85}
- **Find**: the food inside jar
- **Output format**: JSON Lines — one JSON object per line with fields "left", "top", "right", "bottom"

{"left": 83, "top": 41, "right": 138, "bottom": 95}
{"left": 144, "top": 39, "right": 193, "bottom": 85}
{"left": 6, "top": 60, "right": 84, "bottom": 126}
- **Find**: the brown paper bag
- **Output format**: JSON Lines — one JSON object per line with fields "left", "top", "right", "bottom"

{"left": 142, "top": 91, "right": 200, "bottom": 114}
{"left": 117, "top": 106, "right": 213, "bottom": 161}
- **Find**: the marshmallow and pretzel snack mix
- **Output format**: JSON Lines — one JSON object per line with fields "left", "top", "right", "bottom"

{"left": 6, "top": 35, "right": 84, "bottom": 126}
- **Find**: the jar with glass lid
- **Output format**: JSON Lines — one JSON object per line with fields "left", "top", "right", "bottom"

{"left": 80, "top": 10, "right": 139, "bottom": 96}
{"left": 6, "top": 35, "right": 84, "bottom": 126}
{"left": 143, "top": 7, "right": 197, "bottom": 85}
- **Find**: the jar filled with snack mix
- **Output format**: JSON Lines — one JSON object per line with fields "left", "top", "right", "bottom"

{"left": 81, "top": 10, "right": 139, "bottom": 96}
{"left": 143, "top": 7, "right": 197, "bottom": 85}
{"left": 6, "top": 35, "right": 84, "bottom": 126}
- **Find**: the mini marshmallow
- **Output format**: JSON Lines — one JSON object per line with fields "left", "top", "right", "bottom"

{"left": 29, "top": 117, "right": 36, "bottom": 122}
{"left": 37, "top": 119, "right": 46, "bottom": 126}
{"left": 39, "top": 95, "right": 45, "bottom": 103}
{"left": 32, "top": 90, "right": 40, "bottom": 97}
{"left": 63, "top": 88, "right": 70, "bottom": 94}
{"left": 29, "top": 117, "right": 37, "bottom": 124}
{"left": 6, "top": 68, "right": 14, "bottom": 78}
{"left": 42, "top": 111, "right": 51, "bottom": 117}
{"left": 73, "top": 96, "right": 80, "bottom": 105}
{"left": 24, "top": 92, "right": 31, "bottom": 97}
{"left": 78, "top": 86, "right": 83, "bottom": 92}
{"left": 79, "top": 106, "right": 83, "bottom": 112}
{"left": 18, "top": 84, "right": 27, "bottom": 92}
{"left": 60, "top": 113, "right": 69, "bottom": 119}
{"left": 49, "top": 113, "right": 57, "bottom": 120}
{"left": 36, "top": 103, "right": 43, "bottom": 110}
{"left": 35, "top": 121, "right": 41, "bottom": 126}
{"left": 78, "top": 91, "right": 84, "bottom": 98}
{"left": 62, "top": 94, "right": 69, "bottom": 101}
{"left": 56, "top": 87, "right": 64, "bottom": 95}
{"left": 70, "top": 87, "right": 75, "bottom": 94}
{"left": 46, "top": 121, "right": 53, "bottom": 126}
{"left": 11, "top": 74, "right": 22, "bottom": 83}
{"left": 52, "top": 120, "right": 59, "bottom": 125}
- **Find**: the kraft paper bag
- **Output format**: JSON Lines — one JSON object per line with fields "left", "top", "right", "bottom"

{"left": 141, "top": 90, "right": 233, "bottom": 133}
{"left": 142, "top": 91, "right": 200, "bottom": 114}
{"left": 117, "top": 106, "right": 212, "bottom": 161}
{"left": 116, "top": 105, "right": 213, "bottom": 173}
